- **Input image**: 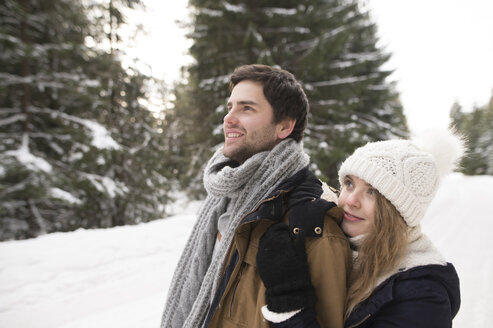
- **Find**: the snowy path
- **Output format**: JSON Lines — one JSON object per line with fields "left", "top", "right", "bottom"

{"left": 0, "top": 174, "right": 491, "bottom": 327}
{"left": 421, "top": 174, "right": 493, "bottom": 327}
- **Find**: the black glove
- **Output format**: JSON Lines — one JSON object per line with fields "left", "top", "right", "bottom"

{"left": 256, "top": 222, "right": 316, "bottom": 313}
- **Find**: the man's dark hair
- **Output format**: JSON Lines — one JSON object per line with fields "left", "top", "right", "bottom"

{"left": 229, "top": 64, "right": 309, "bottom": 142}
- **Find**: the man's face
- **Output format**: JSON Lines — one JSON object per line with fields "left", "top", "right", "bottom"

{"left": 223, "top": 80, "right": 285, "bottom": 163}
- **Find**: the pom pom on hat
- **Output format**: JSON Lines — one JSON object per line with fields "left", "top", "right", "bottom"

{"left": 338, "top": 128, "right": 465, "bottom": 227}
{"left": 411, "top": 128, "right": 466, "bottom": 180}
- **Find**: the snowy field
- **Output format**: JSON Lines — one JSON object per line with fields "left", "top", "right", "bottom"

{"left": 0, "top": 173, "right": 491, "bottom": 327}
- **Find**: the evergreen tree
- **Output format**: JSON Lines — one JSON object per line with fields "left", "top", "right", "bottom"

{"left": 450, "top": 93, "right": 493, "bottom": 175}
{"left": 84, "top": 0, "right": 173, "bottom": 228}
{"left": 169, "top": 0, "right": 407, "bottom": 194}
{"left": 0, "top": 0, "right": 171, "bottom": 240}
{"left": 0, "top": 0, "right": 102, "bottom": 238}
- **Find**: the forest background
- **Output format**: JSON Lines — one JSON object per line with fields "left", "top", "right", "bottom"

{"left": 1, "top": 0, "right": 492, "bottom": 241}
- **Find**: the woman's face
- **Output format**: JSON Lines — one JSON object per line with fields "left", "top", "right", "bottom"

{"left": 338, "top": 175, "right": 377, "bottom": 237}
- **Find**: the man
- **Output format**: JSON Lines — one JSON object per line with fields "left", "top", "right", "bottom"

{"left": 161, "top": 64, "right": 351, "bottom": 328}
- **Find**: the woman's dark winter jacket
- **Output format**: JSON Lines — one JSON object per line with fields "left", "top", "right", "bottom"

{"left": 345, "top": 263, "right": 460, "bottom": 328}
{"left": 272, "top": 263, "right": 461, "bottom": 328}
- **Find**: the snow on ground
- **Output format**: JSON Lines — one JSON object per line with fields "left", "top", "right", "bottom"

{"left": 0, "top": 173, "right": 491, "bottom": 327}
{"left": 0, "top": 199, "right": 200, "bottom": 328}
{"left": 421, "top": 173, "right": 493, "bottom": 327}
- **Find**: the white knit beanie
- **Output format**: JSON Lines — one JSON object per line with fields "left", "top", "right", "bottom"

{"left": 338, "top": 129, "right": 465, "bottom": 227}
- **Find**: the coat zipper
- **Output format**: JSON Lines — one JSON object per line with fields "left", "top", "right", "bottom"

{"left": 229, "top": 262, "right": 244, "bottom": 317}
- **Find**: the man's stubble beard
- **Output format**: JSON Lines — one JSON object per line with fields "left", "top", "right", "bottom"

{"left": 224, "top": 135, "right": 280, "bottom": 164}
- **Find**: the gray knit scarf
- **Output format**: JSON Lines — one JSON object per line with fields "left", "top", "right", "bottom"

{"left": 161, "top": 139, "right": 309, "bottom": 328}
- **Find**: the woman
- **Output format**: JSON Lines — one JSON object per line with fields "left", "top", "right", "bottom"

{"left": 256, "top": 129, "right": 463, "bottom": 328}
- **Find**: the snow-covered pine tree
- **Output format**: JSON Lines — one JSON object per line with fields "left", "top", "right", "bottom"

{"left": 85, "top": 0, "right": 173, "bottom": 228}
{"left": 450, "top": 93, "right": 493, "bottom": 175}
{"left": 0, "top": 0, "right": 171, "bottom": 240}
{"left": 0, "top": 0, "right": 102, "bottom": 239}
{"left": 169, "top": 0, "right": 408, "bottom": 194}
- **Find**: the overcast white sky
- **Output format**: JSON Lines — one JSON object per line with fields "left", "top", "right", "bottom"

{"left": 127, "top": 0, "right": 493, "bottom": 133}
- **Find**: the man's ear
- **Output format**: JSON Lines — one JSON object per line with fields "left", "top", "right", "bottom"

{"left": 277, "top": 118, "right": 296, "bottom": 140}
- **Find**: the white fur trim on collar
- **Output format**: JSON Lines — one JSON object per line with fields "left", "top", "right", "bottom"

{"left": 375, "top": 226, "right": 446, "bottom": 287}
{"left": 320, "top": 181, "right": 338, "bottom": 204}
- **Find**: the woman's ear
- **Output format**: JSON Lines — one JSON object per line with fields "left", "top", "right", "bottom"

{"left": 277, "top": 118, "right": 296, "bottom": 140}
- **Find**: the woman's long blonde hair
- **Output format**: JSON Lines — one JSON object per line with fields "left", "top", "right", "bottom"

{"left": 344, "top": 191, "right": 409, "bottom": 319}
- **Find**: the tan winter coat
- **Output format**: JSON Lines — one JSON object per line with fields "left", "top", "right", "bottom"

{"left": 206, "top": 203, "right": 351, "bottom": 328}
